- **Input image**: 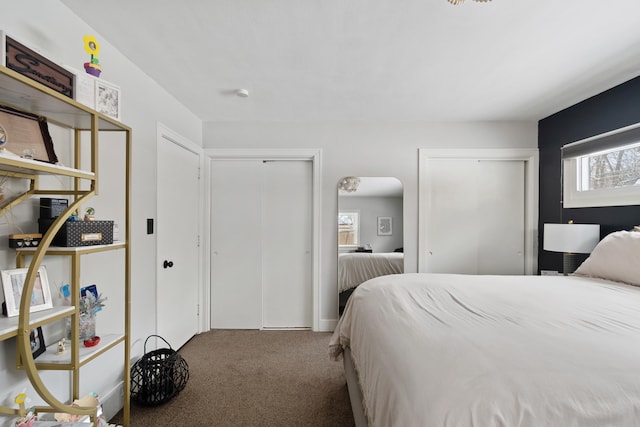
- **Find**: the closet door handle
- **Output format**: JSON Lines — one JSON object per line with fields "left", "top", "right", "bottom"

{"left": 163, "top": 260, "right": 174, "bottom": 269}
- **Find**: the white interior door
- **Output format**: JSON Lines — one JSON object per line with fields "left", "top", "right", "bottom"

{"left": 210, "top": 159, "right": 312, "bottom": 329}
{"left": 262, "top": 160, "right": 312, "bottom": 328}
{"left": 157, "top": 126, "right": 200, "bottom": 349}
{"left": 422, "top": 159, "right": 525, "bottom": 274}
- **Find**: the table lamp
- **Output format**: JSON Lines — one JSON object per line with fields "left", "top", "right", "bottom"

{"left": 543, "top": 222, "right": 600, "bottom": 274}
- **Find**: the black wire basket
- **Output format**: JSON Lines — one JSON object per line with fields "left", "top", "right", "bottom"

{"left": 130, "top": 335, "right": 189, "bottom": 406}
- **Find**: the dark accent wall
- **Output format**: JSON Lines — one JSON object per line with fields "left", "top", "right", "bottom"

{"left": 538, "top": 76, "right": 640, "bottom": 273}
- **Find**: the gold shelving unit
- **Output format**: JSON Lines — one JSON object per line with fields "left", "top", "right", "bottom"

{"left": 0, "top": 66, "right": 130, "bottom": 426}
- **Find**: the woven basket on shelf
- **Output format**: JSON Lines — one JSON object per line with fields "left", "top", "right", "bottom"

{"left": 130, "top": 335, "right": 189, "bottom": 406}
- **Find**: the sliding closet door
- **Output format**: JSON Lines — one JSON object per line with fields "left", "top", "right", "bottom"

{"left": 422, "top": 159, "right": 525, "bottom": 274}
{"left": 210, "top": 159, "right": 312, "bottom": 329}
{"left": 211, "top": 160, "right": 263, "bottom": 329}
{"left": 262, "top": 160, "right": 312, "bottom": 328}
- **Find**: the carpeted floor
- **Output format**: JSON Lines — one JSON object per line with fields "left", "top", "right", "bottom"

{"left": 110, "top": 330, "right": 354, "bottom": 426}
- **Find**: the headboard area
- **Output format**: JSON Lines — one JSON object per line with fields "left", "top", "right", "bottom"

{"left": 538, "top": 75, "right": 640, "bottom": 274}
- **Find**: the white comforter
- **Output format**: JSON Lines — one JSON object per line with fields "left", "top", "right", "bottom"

{"left": 338, "top": 252, "right": 404, "bottom": 292}
{"left": 330, "top": 273, "right": 640, "bottom": 427}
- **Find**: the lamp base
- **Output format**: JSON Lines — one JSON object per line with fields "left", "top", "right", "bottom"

{"left": 562, "top": 253, "right": 580, "bottom": 275}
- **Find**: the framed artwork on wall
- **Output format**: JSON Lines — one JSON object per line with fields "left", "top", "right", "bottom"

{"left": 378, "top": 216, "right": 392, "bottom": 236}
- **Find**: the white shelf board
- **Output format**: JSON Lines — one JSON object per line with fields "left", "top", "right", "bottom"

{"left": 0, "top": 151, "right": 95, "bottom": 179}
{"left": 36, "top": 333, "right": 124, "bottom": 365}
{"left": 17, "top": 241, "right": 126, "bottom": 254}
{"left": 0, "top": 306, "right": 74, "bottom": 340}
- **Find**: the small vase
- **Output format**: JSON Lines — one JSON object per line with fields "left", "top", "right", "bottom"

{"left": 68, "top": 312, "right": 96, "bottom": 340}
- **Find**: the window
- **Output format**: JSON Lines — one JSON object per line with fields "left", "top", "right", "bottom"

{"left": 338, "top": 211, "right": 359, "bottom": 247}
{"left": 563, "top": 123, "right": 640, "bottom": 208}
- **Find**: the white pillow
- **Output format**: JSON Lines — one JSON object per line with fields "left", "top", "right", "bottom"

{"left": 573, "top": 230, "right": 640, "bottom": 286}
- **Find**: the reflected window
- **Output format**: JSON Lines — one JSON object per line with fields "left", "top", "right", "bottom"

{"left": 338, "top": 211, "right": 359, "bottom": 246}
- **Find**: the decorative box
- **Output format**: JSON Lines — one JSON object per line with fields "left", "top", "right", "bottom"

{"left": 39, "top": 219, "right": 114, "bottom": 247}
{"left": 9, "top": 233, "right": 42, "bottom": 248}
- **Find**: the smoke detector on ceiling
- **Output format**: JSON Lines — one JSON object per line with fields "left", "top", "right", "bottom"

{"left": 236, "top": 89, "right": 249, "bottom": 98}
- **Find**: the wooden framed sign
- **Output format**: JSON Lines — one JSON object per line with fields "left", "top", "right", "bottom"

{"left": 1, "top": 31, "right": 74, "bottom": 99}
{"left": 0, "top": 105, "right": 58, "bottom": 163}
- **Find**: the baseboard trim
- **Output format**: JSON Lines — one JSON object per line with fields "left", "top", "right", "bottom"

{"left": 319, "top": 318, "right": 338, "bottom": 332}
{"left": 100, "top": 381, "right": 124, "bottom": 422}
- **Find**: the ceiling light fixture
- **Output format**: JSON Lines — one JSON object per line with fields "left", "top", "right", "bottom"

{"left": 447, "top": 0, "right": 491, "bottom": 4}
{"left": 236, "top": 89, "right": 249, "bottom": 98}
{"left": 338, "top": 176, "right": 361, "bottom": 193}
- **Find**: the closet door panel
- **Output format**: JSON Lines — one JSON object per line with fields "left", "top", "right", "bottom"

{"left": 211, "top": 160, "right": 262, "bottom": 329}
{"left": 422, "top": 159, "right": 525, "bottom": 275}
{"left": 477, "top": 160, "right": 525, "bottom": 274}
{"left": 262, "top": 161, "right": 312, "bottom": 328}
{"left": 423, "top": 159, "right": 479, "bottom": 274}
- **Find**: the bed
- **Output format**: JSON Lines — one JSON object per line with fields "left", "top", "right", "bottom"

{"left": 338, "top": 252, "right": 404, "bottom": 315}
{"left": 330, "top": 230, "right": 640, "bottom": 426}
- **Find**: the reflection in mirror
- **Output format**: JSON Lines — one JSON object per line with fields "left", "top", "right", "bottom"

{"left": 338, "top": 177, "right": 403, "bottom": 315}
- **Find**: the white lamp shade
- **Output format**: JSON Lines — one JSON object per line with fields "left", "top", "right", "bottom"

{"left": 543, "top": 223, "right": 601, "bottom": 254}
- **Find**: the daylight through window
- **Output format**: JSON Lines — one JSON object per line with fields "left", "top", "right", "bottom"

{"left": 577, "top": 142, "right": 640, "bottom": 191}
{"left": 563, "top": 123, "right": 640, "bottom": 208}
{"left": 338, "top": 212, "right": 359, "bottom": 246}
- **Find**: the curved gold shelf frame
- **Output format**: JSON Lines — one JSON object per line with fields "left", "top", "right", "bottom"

{"left": 16, "top": 192, "right": 98, "bottom": 421}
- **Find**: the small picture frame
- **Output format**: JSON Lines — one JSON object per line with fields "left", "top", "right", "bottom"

{"left": 377, "top": 216, "right": 392, "bottom": 236}
{"left": 1, "top": 266, "right": 53, "bottom": 317}
{"left": 30, "top": 326, "right": 46, "bottom": 359}
{"left": 95, "top": 79, "right": 121, "bottom": 121}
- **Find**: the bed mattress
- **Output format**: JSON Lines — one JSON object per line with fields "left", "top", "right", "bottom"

{"left": 330, "top": 273, "right": 640, "bottom": 426}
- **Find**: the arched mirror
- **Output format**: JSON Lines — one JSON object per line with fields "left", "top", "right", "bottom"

{"left": 337, "top": 176, "right": 403, "bottom": 314}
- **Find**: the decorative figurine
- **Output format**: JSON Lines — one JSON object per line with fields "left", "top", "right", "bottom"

{"left": 56, "top": 338, "right": 67, "bottom": 355}
{"left": 13, "top": 393, "right": 35, "bottom": 427}
{"left": 83, "top": 35, "right": 102, "bottom": 77}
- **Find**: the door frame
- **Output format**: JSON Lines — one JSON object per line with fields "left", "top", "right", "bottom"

{"left": 418, "top": 148, "right": 539, "bottom": 275}
{"left": 204, "top": 148, "right": 322, "bottom": 331}
{"left": 157, "top": 122, "right": 206, "bottom": 335}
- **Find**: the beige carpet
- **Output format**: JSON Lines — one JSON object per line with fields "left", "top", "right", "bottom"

{"left": 110, "top": 330, "right": 354, "bottom": 426}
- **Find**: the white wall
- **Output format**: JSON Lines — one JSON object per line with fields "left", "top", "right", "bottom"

{"left": 0, "top": 2, "right": 202, "bottom": 422}
{"left": 203, "top": 121, "right": 538, "bottom": 329}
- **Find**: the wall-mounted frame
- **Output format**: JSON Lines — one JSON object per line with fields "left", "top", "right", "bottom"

{"left": 0, "top": 105, "right": 58, "bottom": 163}
{"left": 378, "top": 216, "right": 392, "bottom": 236}
{"left": 95, "top": 78, "right": 121, "bottom": 121}
{"left": 29, "top": 326, "right": 46, "bottom": 359}
{"left": 1, "top": 266, "right": 52, "bottom": 317}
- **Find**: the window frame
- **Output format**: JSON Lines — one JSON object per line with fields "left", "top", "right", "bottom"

{"left": 338, "top": 210, "right": 360, "bottom": 249}
{"left": 562, "top": 122, "right": 640, "bottom": 208}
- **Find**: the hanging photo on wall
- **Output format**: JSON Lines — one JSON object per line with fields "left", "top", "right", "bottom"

{"left": 378, "top": 216, "right": 392, "bottom": 236}
{"left": 1, "top": 266, "right": 53, "bottom": 317}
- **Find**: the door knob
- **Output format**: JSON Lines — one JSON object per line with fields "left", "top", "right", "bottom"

{"left": 163, "top": 260, "right": 174, "bottom": 268}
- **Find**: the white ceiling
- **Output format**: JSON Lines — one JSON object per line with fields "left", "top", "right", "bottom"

{"left": 62, "top": 0, "right": 640, "bottom": 123}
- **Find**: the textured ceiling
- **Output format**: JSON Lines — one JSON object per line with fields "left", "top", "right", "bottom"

{"left": 62, "top": 0, "right": 640, "bottom": 123}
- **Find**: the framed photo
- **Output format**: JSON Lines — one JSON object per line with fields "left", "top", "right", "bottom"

{"left": 377, "top": 216, "right": 393, "bottom": 236}
{"left": 95, "top": 79, "right": 121, "bottom": 121}
{"left": 1, "top": 266, "right": 53, "bottom": 317}
{"left": 0, "top": 105, "right": 58, "bottom": 163}
{"left": 29, "top": 326, "right": 46, "bottom": 359}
